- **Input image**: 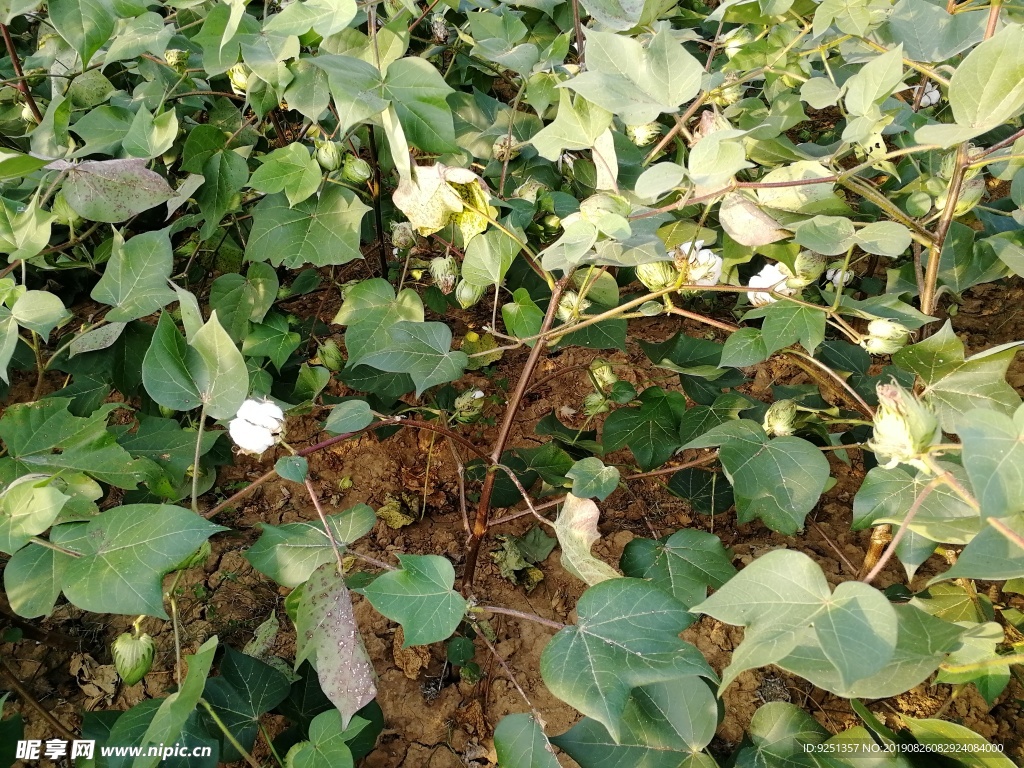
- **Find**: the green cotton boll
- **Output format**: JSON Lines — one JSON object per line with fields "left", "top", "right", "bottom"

{"left": 342, "top": 155, "right": 372, "bottom": 184}
{"left": 227, "top": 63, "right": 250, "bottom": 95}
{"left": 787, "top": 251, "right": 827, "bottom": 289}
{"left": 316, "top": 339, "right": 344, "bottom": 371}
{"left": 455, "top": 279, "right": 485, "bottom": 309}
{"left": 625, "top": 122, "right": 662, "bottom": 147}
{"left": 636, "top": 261, "right": 679, "bottom": 292}
{"left": 112, "top": 631, "right": 155, "bottom": 686}
{"left": 391, "top": 221, "right": 417, "bottom": 250}
{"left": 589, "top": 359, "right": 618, "bottom": 391}
{"left": 763, "top": 399, "right": 798, "bottom": 437}
{"left": 492, "top": 136, "right": 522, "bottom": 161}
{"left": 315, "top": 141, "right": 343, "bottom": 171}
{"left": 868, "top": 381, "right": 942, "bottom": 471}
{"left": 860, "top": 318, "right": 910, "bottom": 355}
{"left": 556, "top": 290, "right": 591, "bottom": 322}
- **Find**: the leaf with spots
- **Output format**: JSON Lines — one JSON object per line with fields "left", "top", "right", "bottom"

{"left": 295, "top": 562, "right": 377, "bottom": 729}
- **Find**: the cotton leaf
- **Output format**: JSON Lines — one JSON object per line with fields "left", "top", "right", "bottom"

{"left": 554, "top": 494, "right": 622, "bottom": 585}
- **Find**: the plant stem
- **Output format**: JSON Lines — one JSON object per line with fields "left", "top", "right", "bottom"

{"left": 463, "top": 278, "right": 568, "bottom": 587}
{"left": 861, "top": 475, "right": 943, "bottom": 584}
{"left": 0, "top": 658, "right": 78, "bottom": 741}
{"left": 921, "top": 143, "right": 968, "bottom": 317}
{"left": 474, "top": 605, "right": 565, "bottom": 630}
{"left": 191, "top": 405, "right": 207, "bottom": 514}
{"left": 1, "top": 23, "right": 41, "bottom": 123}
{"left": 367, "top": 126, "right": 389, "bottom": 277}
{"left": 304, "top": 477, "right": 345, "bottom": 573}
{"left": 199, "top": 699, "right": 262, "bottom": 768}
{"left": 570, "top": 0, "right": 585, "bottom": 66}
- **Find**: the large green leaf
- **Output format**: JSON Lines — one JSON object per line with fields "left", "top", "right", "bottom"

{"left": 48, "top": 0, "right": 115, "bottom": 67}
{"left": 61, "top": 504, "right": 225, "bottom": 617}
{"left": 0, "top": 399, "right": 152, "bottom": 489}
{"left": 958, "top": 405, "right": 1024, "bottom": 520}
{"left": 540, "top": 578, "right": 715, "bottom": 742}
{"left": 309, "top": 55, "right": 389, "bottom": 134}
{"left": 362, "top": 554, "right": 468, "bottom": 646}
{"left": 902, "top": 717, "right": 1017, "bottom": 768}
{"left": 552, "top": 679, "right": 719, "bottom": 765}
{"left": 577, "top": 0, "right": 644, "bottom": 30}
{"left": 295, "top": 563, "right": 376, "bottom": 729}
{"left": 942, "top": 514, "right": 1024, "bottom": 581}
{"left": 745, "top": 301, "right": 826, "bottom": 355}
{"left": 0, "top": 479, "right": 68, "bottom": 555}
{"left": 602, "top": 387, "right": 685, "bottom": 471}
{"left": 249, "top": 143, "right": 323, "bottom": 207}
{"left": 730, "top": 703, "right": 831, "bottom": 767}
{"left": 563, "top": 29, "right": 702, "bottom": 124}
{"left": 382, "top": 58, "right": 457, "bottom": 154}
{"left": 10, "top": 290, "right": 70, "bottom": 339}
{"left": 2, "top": 523, "right": 86, "bottom": 618}
{"left": 893, "top": 321, "right": 1022, "bottom": 431}
{"left": 461, "top": 228, "right": 521, "bottom": 288}
{"left": 620, "top": 529, "right": 737, "bottom": 610}
{"left": 90, "top": 228, "right": 177, "bottom": 323}
{"left": 885, "top": 0, "right": 985, "bottom": 62}
{"left": 196, "top": 148, "right": 250, "bottom": 240}
{"left": 333, "top": 279, "right": 424, "bottom": 366}
{"left": 265, "top": 0, "right": 357, "bottom": 37}
{"left": 358, "top": 321, "right": 468, "bottom": 396}
{"left": 246, "top": 186, "right": 369, "bottom": 268}
{"left": 685, "top": 420, "right": 830, "bottom": 534}
{"left": 531, "top": 90, "right": 613, "bottom": 161}
{"left": 285, "top": 710, "right": 362, "bottom": 768}
{"left": 244, "top": 505, "right": 376, "bottom": 587}
{"left": 493, "top": 714, "right": 560, "bottom": 768}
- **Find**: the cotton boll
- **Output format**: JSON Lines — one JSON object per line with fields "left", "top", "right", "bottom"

{"left": 229, "top": 418, "right": 278, "bottom": 455}
{"left": 747, "top": 262, "right": 796, "bottom": 306}
{"left": 235, "top": 399, "right": 285, "bottom": 431}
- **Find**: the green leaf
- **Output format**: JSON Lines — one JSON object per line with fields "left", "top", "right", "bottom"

{"left": 324, "top": 400, "right": 374, "bottom": 435}
{"left": 843, "top": 45, "right": 904, "bottom": 117}
{"left": 382, "top": 58, "right": 457, "bottom": 154}
{"left": 133, "top": 637, "right": 219, "bottom": 768}
{"left": 0, "top": 150, "right": 47, "bottom": 181}
{"left": 143, "top": 311, "right": 249, "bottom": 419}
{"left": 531, "top": 90, "right": 613, "bottom": 161}
{"left": 693, "top": 549, "right": 899, "bottom": 690}
{"left": 793, "top": 215, "right": 857, "bottom": 255}
{"left": 245, "top": 505, "right": 376, "bottom": 587}
{"left": 10, "top": 290, "right": 70, "bottom": 339}
{"left": 104, "top": 12, "right": 173, "bottom": 65}
{"left": 563, "top": 29, "right": 702, "bottom": 124}
{"left": 461, "top": 228, "right": 521, "bottom": 288}
{"left": 917, "top": 25, "right": 1024, "bottom": 147}
{"left": 493, "top": 714, "right": 560, "bottom": 768}
{"left": 276, "top": 456, "right": 308, "bottom": 482}
{"left": 540, "top": 578, "right": 714, "bottom": 741}
{"left": 732, "top": 703, "right": 830, "bottom": 766}
{"left": 333, "top": 279, "right": 424, "bottom": 366}
{"left": 935, "top": 622, "right": 1011, "bottom": 705}
{"left": 0, "top": 479, "right": 69, "bottom": 555}
{"left": 310, "top": 55, "right": 388, "bottom": 135}
{"left": 3, "top": 523, "right": 85, "bottom": 618}
{"left": 552, "top": 679, "right": 719, "bottom": 764}
{"left": 362, "top": 554, "right": 468, "bottom": 646}
{"left": 602, "top": 387, "right": 684, "bottom": 471}
{"left": 902, "top": 717, "right": 1017, "bottom": 768}
{"left": 295, "top": 563, "right": 376, "bottom": 729}
{"left": 0, "top": 0, "right": 40, "bottom": 24}
{"left": 196, "top": 148, "right": 250, "bottom": 240}
{"left": 52, "top": 159, "right": 176, "bottom": 223}
{"left": 685, "top": 420, "right": 830, "bottom": 534}
{"left": 0, "top": 197, "right": 54, "bottom": 262}
{"left": 249, "top": 143, "right": 323, "bottom": 207}
{"left": 720, "top": 327, "right": 769, "bottom": 367}
{"left": 48, "top": 0, "right": 115, "bottom": 67}
{"left": 0, "top": 399, "right": 152, "bottom": 489}
{"left": 284, "top": 710, "right": 358, "bottom": 768}
{"left": 941, "top": 514, "right": 1024, "bottom": 581}
{"left": 747, "top": 301, "right": 826, "bottom": 355}
{"left": 620, "top": 529, "right": 736, "bottom": 610}
{"left": 359, "top": 321, "right": 468, "bottom": 396}
{"left": 115, "top": 415, "right": 220, "bottom": 493}
{"left": 246, "top": 186, "right": 369, "bottom": 269}
{"left": 893, "top": 320, "right": 1023, "bottom": 431}
{"left": 755, "top": 161, "right": 838, "bottom": 213}
{"left": 265, "top": 0, "right": 357, "bottom": 37}
{"left": 856, "top": 221, "right": 912, "bottom": 257}
{"left": 565, "top": 457, "right": 620, "bottom": 501}
{"left": 62, "top": 504, "right": 225, "bottom": 617}
{"left": 243, "top": 314, "right": 301, "bottom": 370}
{"left": 90, "top": 228, "right": 177, "bottom": 323}
{"left": 501, "top": 288, "right": 545, "bottom": 345}
{"left": 886, "top": 0, "right": 985, "bottom": 63}
{"left": 577, "top": 0, "right": 644, "bottom": 30}
{"left": 554, "top": 494, "right": 622, "bottom": 585}
{"left": 959, "top": 405, "right": 1024, "bottom": 519}
{"left": 122, "top": 108, "right": 178, "bottom": 160}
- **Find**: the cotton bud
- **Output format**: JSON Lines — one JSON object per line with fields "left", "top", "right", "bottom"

{"left": 709, "top": 82, "right": 744, "bottom": 107}
{"left": 112, "top": 631, "right": 155, "bottom": 686}
{"left": 430, "top": 13, "right": 449, "bottom": 42}
{"left": 583, "top": 391, "right": 610, "bottom": 416}
{"left": 314, "top": 140, "right": 343, "bottom": 171}
{"left": 860, "top": 318, "right": 910, "bottom": 355}
{"left": 763, "top": 399, "right": 798, "bottom": 437}
{"left": 915, "top": 81, "right": 940, "bottom": 108}
{"left": 228, "top": 399, "right": 286, "bottom": 456}
{"left": 556, "top": 290, "right": 591, "bottom": 322}
{"left": 589, "top": 359, "right": 618, "bottom": 392}
{"left": 825, "top": 262, "right": 854, "bottom": 289}
{"left": 429, "top": 255, "right": 459, "bottom": 294}
{"left": 227, "top": 63, "right": 250, "bottom": 95}
{"left": 456, "top": 280, "right": 486, "bottom": 309}
{"left": 316, "top": 339, "right": 344, "bottom": 371}
{"left": 636, "top": 260, "right": 680, "bottom": 292}
{"left": 492, "top": 136, "right": 522, "bottom": 162}
{"left": 452, "top": 389, "right": 486, "bottom": 423}
{"left": 868, "top": 382, "right": 941, "bottom": 470}
{"left": 391, "top": 221, "right": 417, "bottom": 250}
{"left": 720, "top": 27, "right": 754, "bottom": 58}
{"left": 625, "top": 122, "right": 662, "bottom": 147}
{"left": 174, "top": 540, "right": 212, "bottom": 571}
{"left": 51, "top": 191, "right": 81, "bottom": 227}
{"left": 342, "top": 154, "right": 372, "bottom": 184}
{"left": 936, "top": 174, "right": 985, "bottom": 217}
{"left": 164, "top": 48, "right": 190, "bottom": 74}
{"left": 788, "top": 251, "right": 826, "bottom": 289}
{"left": 748, "top": 262, "right": 797, "bottom": 306}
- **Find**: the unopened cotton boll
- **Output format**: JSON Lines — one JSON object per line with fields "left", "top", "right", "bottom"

{"left": 636, "top": 260, "right": 679, "bottom": 292}
{"left": 229, "top": 399, "right": 286, "bottom": 456}
{"left": 763, "top": 399, "right": 798, "bottom": 437}
{"left": 868, "top": 382, "right": 941, "bottom": 471}
{"left": 825, "top": 263, "right": 854, "bottom": 289}
{"left": 747, "top": 262, "right": 797, "bottom": 306}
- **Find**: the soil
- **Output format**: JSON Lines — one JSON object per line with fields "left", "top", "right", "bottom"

{"left": 3, "top": 276, "right": 1024, "bottom": 768}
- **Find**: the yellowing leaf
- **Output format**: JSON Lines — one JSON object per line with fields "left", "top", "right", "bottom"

{"left": 554, "top": 494, "right": 622, "bottom": 586}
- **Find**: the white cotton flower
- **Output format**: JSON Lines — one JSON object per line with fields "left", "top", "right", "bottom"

{"left": 229, "top": 399, "right": 285, "bottom": 455}
{"left": 747, "top": 262, "right": 797, "bottom": 306}
{"left": 915, "top": 81, "right": 940, "bottom": 108}
{"left": 673, "top": 241, "right": 724, "bottom": 287}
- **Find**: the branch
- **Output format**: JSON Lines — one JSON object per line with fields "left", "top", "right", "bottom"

{"left": 1, "top": 24, "right": 42, "bottom": 123}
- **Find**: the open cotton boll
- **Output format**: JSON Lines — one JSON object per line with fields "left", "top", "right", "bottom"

{"left": 235, "top": 399, "right": 285, "bottom": 431}
{"left": 747, "top": 262, "right": 797, "bottom": 306}
{"left": 229, "top": 399, "right": 286, "bottom": 455}
{"left": 915, "top": 81, "right": 940, "bottom": 108}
